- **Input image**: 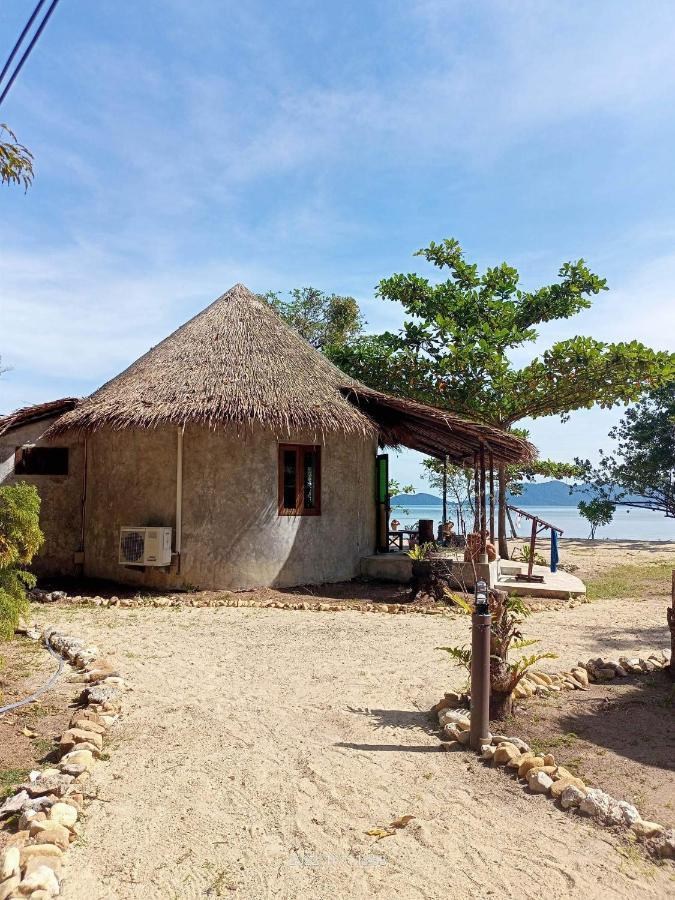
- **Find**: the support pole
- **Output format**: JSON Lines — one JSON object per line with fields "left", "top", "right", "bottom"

{"left": 527, "top": 517, "right": 537, "bottom": 579}
{"left": 479, "top": 445, "right": 487, "bottom": 559}
{"left": 470, "top": 581, "right": 492, "bottom": 750}
{"left": 473, "top": 453, "right": 480, "bottom": 533}
{"left": 442, "top": 454, "right": 448, "bottom": 530}
{"left": 668, "top": 570, "right": 675, "bottom": 680}
{"left": 489, "top": 452, "right": 495, "bottom": 544}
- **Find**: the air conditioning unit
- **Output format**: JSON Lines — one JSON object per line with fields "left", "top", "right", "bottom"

{"left": 119, "top": 527, "right": 172, "bottom": 566}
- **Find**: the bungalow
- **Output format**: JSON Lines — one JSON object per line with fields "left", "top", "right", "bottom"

{"left": 0, "top": 284, "right": 532, "bottom": 590}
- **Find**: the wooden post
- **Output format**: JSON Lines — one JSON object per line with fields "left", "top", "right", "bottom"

{"left": 473, "top": 453, "right": 480, "bottom": 533}
{"left": 668, "top": 570, "right": 675, "bottom": 680}
{"left": 479, "top": 445, "right": 487, "bottom": 556}
{"left": 527, "top": 518, "right": 537, "bottom": 580}
{"left": 442, "top": 454, "right": 448, "bottom": 529}
{"left": 489, "top": 452, "right": 495, "bottom": 544}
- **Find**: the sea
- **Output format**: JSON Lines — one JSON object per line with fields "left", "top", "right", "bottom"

{"left": 389, "top": 503, "right": 675, "bottom": 542}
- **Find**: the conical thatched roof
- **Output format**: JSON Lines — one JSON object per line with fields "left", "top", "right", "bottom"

{"left": 49, "top": 283, "right": 534, "bottom": 465}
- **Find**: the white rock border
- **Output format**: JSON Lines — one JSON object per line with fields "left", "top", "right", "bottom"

{"left": 0, "top": 625, "right": 128, "bottom": 898}
{"left": 435, "top": 647, "right": 674, "bottom": 861}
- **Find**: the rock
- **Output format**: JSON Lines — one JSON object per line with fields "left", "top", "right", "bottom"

{"left": 7, "top": 832, "right": 30, "bottom": 850}
{"left": 527, "top": 769, "right": 553, "bottom": 794}
{"left": 617, "top": 800, "right": 641, "bottom": 827}
{"left": 550, "top": 777, "right": 586, "bottom": 800}
{"left": 0, "top": 847, "right": 20, "bottom": 879}
{"left": 27, "top": 890, "right": 53, "bottom": 900}
{"left": 632, "top": 819, "right": 665, "bottom": 840}
{"left": 31, "top": 824, "right": 70, "bottom": 851}
{"left": 19, "top": 846, "right": 62, "bottom": 867}
{"left": 560, "top": 784, "right": 587, "bottom": 810}
{"left": 0, "top": 874, "right": 20, "bottom": 900}
{"left": 493, "top": 743, "right": 520, "bottom": 766}
{"left": 596, "top": 667, "right": 617, "bottom": 680}
{"left": 59, "top": 727, "right": 103, "bottom": 753}
{"left": 0, "top": 791, "right": 29, "bottom": 818}
{"left": 551, "top": 766, "right": 575, "bottom": 781}
{"left": 480, "top": 745, "right": 496, "bottom": 761}
{"left": 578, "top": 789, "right": 639, "bottom": 826}
{"left": 48, "top": 803, "right": 77, "bottom": 830}
{"left": 490, "top": 735, "right": 529, "bottom": 753}
{"left": 68, "top": 719, "right": 105, "bottom": 736}
{"left": 543, "top": 753, "right": 556, "bottom": 766}
{"left": 69, "top": 709, "right": 104, "bottom": 729}
{"left": 517, "top": 756, "right": 544, "bottom": 778}
{"left": 439, "top": 708, "right": 471, "bottom": 727}
{"left": 83, "top": 684, "right": 121, "bottom": 707}
{"left": 24, "top": 855, "right": 62, "bottom": 879}
{"left": 570, "top": 667, "right": 589, "bottom": 687}
{"left": 20, "top": 778, "right": 70, "bottom": 799}
{"left": 59, "top": 749, "right": 95, "bottom": 772}
{"left": 16, "top": 863, "right": 60, "bottom": 896}
{"left": 649, "top": 827, "right": 675, "bottom": 859}
{"left": 431, "top": 692, "right": 464, "bottom": 714}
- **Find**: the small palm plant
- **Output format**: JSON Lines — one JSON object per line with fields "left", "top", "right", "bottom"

{"left": 438, "top": 590, "right": 556, "bottom": 719}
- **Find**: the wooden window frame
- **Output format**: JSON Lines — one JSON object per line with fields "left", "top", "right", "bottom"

{"left": 14, "top": 446, "right": 69, "bottom": 476}
{"left": 278, "top": 443, "right": 322, "bottom": 516}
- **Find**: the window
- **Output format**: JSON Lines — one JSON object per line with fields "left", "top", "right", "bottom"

{"left": 278, "top": 444, "right": 321, "bottom": 516}
{"left": 14, "top": 446, "right": 69, "bottom": 476}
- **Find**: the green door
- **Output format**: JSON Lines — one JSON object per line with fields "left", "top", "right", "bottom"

{"left": 375, "top": 454, "right": 389, "bottom": 552}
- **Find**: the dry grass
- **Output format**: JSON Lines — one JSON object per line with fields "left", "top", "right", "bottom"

{"left": 586, "top": 562, "right": 673, "bottom": 601}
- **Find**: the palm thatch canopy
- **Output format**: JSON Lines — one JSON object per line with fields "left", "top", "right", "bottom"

{"left": 48, "top": 284, "right": 534, "bottom": 465}
{"left": 0, "top": 397, "right": 79, "bottom": 437}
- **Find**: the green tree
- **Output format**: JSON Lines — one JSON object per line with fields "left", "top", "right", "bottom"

{"left": 577, "top": 383, "right": 675, "bottom": 519}
{"left": 1, "top": 124, "right": 33, "bottom": 191}
{"left": 577, "top": 497, "right": 615, "bottom": 540}
{"left": 331, "top": 239, "right": 674, "bottom": 556}
{"left": 0, "top": 483, "right": 43, "bottom": 640}
{"left": 261, "top": 287, "right": 364, "bottom": 351}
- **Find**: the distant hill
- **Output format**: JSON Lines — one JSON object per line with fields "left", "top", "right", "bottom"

{"left": 391, "top": 492, "right": 442, "bottom": 507}
{"left": 509, "top": 481, "right": 581, "bottom": 507}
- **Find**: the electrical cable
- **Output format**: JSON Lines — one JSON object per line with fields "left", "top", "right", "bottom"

{"left": 0, "top": 0, "right": 48, "bottom": 90}
{"left": 0, "top": 631, "right": 65, "bottom": 715}
{"left": 0, "top": 0, "right": 62, "bottom": 109}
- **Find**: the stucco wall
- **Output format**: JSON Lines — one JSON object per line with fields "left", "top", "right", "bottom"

{"left": 84, "top": 424, "right": 377, "bottom": 590}
{"left": 0, "top": 418, "right": 84, "bottom": 577}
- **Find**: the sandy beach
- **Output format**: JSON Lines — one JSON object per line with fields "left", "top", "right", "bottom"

{"left": 33, "top": 547, "right": 674, "bottom": 899}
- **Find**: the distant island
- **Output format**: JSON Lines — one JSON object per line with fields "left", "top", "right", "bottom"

{"left": 391, "top": 480, "right": 630, "bottom": 508}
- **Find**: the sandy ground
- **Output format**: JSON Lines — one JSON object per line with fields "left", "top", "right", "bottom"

{"left": 33, "top": 588, "right": 674, "bottom": 900}
{"left": 556, "top": 538, "right": 675, "bottom": 579}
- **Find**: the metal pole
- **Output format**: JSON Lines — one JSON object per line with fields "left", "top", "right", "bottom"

{"left": 479, "top": 444, "right": 487, "bottom": 559}
{"left": 470, "top": 580, "right": 491, "bottom": 750}
{"left": 489, "top": 452, "right": 495, "bottom": 544}
{"left": 442, "top": 454, "right": 448, "bottom": 528}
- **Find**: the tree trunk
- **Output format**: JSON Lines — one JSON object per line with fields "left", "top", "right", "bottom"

{"left": 497, "top": 465, "right": 509, "bottom": 559}
{"left": 489, "top": 689, "right": 514, "bottom": 721}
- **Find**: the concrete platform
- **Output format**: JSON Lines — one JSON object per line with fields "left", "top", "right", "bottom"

{"left": 496, "top": 563, "right": 586, "bottom": 601}
{"left": 360, "top": 553, "right": 412, "bottom": 583}
{"left": 359, "top": 554, "right": 586, "bottom": 600}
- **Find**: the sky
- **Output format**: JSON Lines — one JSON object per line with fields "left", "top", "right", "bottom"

{"left": 1, "top": 0, "right": 675, "bottom": 491}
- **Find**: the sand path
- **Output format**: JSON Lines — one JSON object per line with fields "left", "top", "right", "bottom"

{"left": 39, "top": 595, "right": 673, "bottom": 899}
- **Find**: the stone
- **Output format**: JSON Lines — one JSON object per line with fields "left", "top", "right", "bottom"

{"left": 24, "top": 856, "right": 62, "bottom": 879}
{"left": 31, "top": 824, "right": 70, "bottom": 851}
{"left": 550, "top": 777, "right": 586, "bottom": 800}
{"left": 58, "top": 749, "right": 95, "bottom": 772}
{"left": 16, "top": 864, "right": 60, "bottom": 896}
{"left": 578, "top": 789, "right": 639, "bottom": 826}
{"left": 493, "top": 743, "right": 520, "bottom": 766}
{"left": 527, "top": 769, "right": 553, "bottom": 794}
{"left": 632, "top": 819, "right": 664, "bottom": 840}
{"left": 431, "top": 692, "right": 464, "bottom": 713}
{"left": 19, "top": 846, "right": 62, "bottom": 866}
{"left": 596, "top": 667, "right": 617, "bottom": 680}
{"left": 617, "top": 800, "right": 641, "bottom": 826}
{"left": 0, "top": 790, "right": 30, "bottom": 818}
{"left": 650, "top": 828, "right": 675, "bottom": 859}
{"left": 30, "top": 890, "right": 55, "bottom": 900}
{"left": 570, "top": 667, "right": 589, "bottom": 687}
{"left": 543, "top": 753, "right": 556, "bottom": 766}
{"left": 439, "top": 708, "right": 471, "bottom": 728}
{"left": 48, "top": 803, "right": 77, "bottom": 830}
{"left": 59, "top": 728, "right": 103, "bottom": 753}
{"left": 560, "top": 784, "right": 587, "bottom": 810}
{"left": 517, "top": 756, "right": 544, "bottom": 778}
{"left": 83, "top": 684, "right": 121, "bottom": 707}
{"left": 20, "top": 778, "right": 70, "bottom": 799}
{"left": 0, "top": 874, "right": 20, "bottom": 900}
{"left": 69, "top": 709, "right": 104, "bottom": 729}
{"left": 68, "top": 719, "right": 105, "bottom": 736}
{"left": 551, "top": 766, "right": 575, "bottom": 781}
{"left": 0, "top": 847, "right": 20, "bottom": 879}
{"left": 7, "top": 832, "right": 30, "bottom": 850}
{"left": 480, "top": 745, "right": 496, "bottom": 761}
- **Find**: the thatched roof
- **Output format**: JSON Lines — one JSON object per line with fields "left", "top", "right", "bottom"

{"left": 0, "top": 397, "right": 79, "bottom": 437}
{"left": 48, "top": 284, "right": 534, "bottom": 465}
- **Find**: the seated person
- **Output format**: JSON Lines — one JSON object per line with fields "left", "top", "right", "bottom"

{"left": 390, "top": 519, "right": 401, "bottom": 531}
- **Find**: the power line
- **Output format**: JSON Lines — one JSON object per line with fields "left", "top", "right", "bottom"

{"left": 0, "top": 0, "right": 62, "bottom": 109}
{"left": 0, "top": 0, "right": 48, "bottom": 89}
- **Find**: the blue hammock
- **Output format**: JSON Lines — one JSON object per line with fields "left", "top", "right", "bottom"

{"left": 550, "top": 528, "right": 559, "bottom": 573}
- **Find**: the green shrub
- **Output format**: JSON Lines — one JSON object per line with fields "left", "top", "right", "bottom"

{"left": 0, "top": 483, "right": 44, "bottom": 640}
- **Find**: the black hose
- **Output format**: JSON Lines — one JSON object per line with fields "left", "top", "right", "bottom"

{"left": 0, "top": 630, "right": 65, "bottom": 715}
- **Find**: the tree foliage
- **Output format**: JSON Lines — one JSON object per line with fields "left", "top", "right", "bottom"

{"left": 331, "top": 238, "right": 675, "bottom": 554}
{"left": 577, "top": 383, "right": 675, "bottom": 518}
{"left": 577, "top": 497, "right": 615, "bottom": 539}
{"left": 261, "top": 287, "right": 364, "bottom": 351}
{"left": 0, "top": 483, "right": 44, "bottom": 640}
{"left": 0, "top": 124, "right": 33, "bottom": 191}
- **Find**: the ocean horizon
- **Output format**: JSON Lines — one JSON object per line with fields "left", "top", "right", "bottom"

{"left": 389, "top": 503, "right": 675, "bottom": 542}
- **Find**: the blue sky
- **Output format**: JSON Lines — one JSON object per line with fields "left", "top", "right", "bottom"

{"left": 1, "top": 0, "right": 675, "bottom": 490}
